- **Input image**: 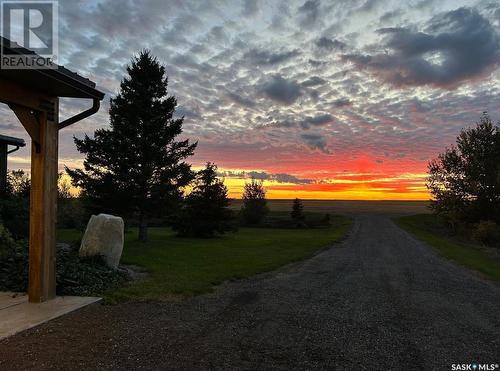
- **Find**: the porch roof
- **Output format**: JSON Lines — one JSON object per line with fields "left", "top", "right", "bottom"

{"left": 0, "top": 37, "right": 105, "bottom": 100}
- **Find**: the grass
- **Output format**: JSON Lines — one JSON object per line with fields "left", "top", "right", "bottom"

{"left": 396, "top": 214, "right": 500, "bottom": 281}
{"left": 58, "top": 215, "right": 352, "bottom": 302}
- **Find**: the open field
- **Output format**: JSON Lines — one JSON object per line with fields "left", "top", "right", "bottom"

{"left": 231, "top": 199, "right": 430, "bottom": 216}
{"left": 58, "top": 216, "right": 352, "bottom": 302}
{"left": 396, "top": 214, "right": 500, "bottom": 281}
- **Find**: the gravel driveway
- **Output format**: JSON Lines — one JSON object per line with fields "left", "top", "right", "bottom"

{"left": 1, "top": 215, "right": 499, "bottom": 370}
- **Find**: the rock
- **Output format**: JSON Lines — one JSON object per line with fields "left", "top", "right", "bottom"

{"left": 79, "top": 214, "right": 124, "bottom": 269}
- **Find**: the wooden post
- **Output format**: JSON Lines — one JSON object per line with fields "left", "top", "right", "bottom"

{"left": 1, "top": 81, "right": 61, "bottom": 302}
{"left": 26, "top": 99, "right": 59, "bottom": 302}
{"left": 0, "top": 143, "right": 7, "bottom": 193}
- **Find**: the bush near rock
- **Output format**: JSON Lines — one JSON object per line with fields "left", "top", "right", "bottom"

{"left": 473, "top": 220, "right": 500, "bottom": 247}
{"left": 0, "top": 223, "right": 128, "bottom": 295}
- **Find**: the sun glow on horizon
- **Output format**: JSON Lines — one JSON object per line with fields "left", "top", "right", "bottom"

{"left": 16, "top": 165, "right": 431, "bottom": 201}
{"left": 220, "top": 171, "right": 430, "bottom": 201}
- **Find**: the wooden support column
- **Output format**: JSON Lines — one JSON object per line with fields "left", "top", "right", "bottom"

{"left": 30, "top": 99, "right": 58, "bottom": 302}
{"left": 11, "top": 99, "right": 59, "bottom": 302}
{"left": 0, "top": 142, "right": 7, "bottom": 193}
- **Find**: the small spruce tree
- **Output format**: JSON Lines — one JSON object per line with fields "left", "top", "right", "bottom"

{"left": 173, "top": 163, "right": 233, "bottom": 237}
{"left": 291, "top": 198, "right": 305, "bottom": 222}
{"left": 241, "top": 179, "right": 269, "bottom": 225}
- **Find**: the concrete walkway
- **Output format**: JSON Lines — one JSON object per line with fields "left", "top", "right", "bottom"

{"left": 0, "top": 292, "right": 100, "bottom": 340}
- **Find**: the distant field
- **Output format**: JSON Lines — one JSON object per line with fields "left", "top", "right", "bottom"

{"left": 230, "top": 199, "right": 430, "bottom": 216}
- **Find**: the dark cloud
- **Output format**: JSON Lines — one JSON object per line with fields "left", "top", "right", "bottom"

{"left": 247, "top": 171, "right": 268, "bottom": 180}
{"left": 333, "top": 98, "right": 352, "bottom": 107}
{"left": 297, "top": 0, "right": 320, "bottom": 27}
{"left": 220, "top": 170, "right": 312, "bottom": 184}
{"left": 308, "top": 59, "right": 328, "bottom": 67}
{"left": 260, "top": 113, "right": 334, "bottom": 130}
{"left": 263, "top": 75, "right": 302, "bottom": 105}
{"left": 207, "top": 26, "right": 229, "bottom": 44}
{"left": 301, "top": 133, "right": 330, "bottom": 153}
{"left": 225, "top": 91, "right": 256, "bottom": 108}
{"left": 242, "top": 0, "right": 259, "bottom": 16}
{"left": 274, "top": 173, "right": 313, "bottom": 184}
{"left": 244, "top": 48, "right": 300, "bottom": 65}
{"left": 301, "top": 76, "right": 326, "bottom": 87}
{"left": 302, "top": 114, "right": 334, "bottom": 128}
{"left": 379, "top": 9, "right": 403, "bottom": 23}
{"left": 316, "top": 37, "right": 346, "bottom": 51}
{"left": 343, "top": 7, "right": 500, "bottom": 88}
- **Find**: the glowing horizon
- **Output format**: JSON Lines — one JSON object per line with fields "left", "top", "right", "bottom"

{"left": 52, "top": 167, "right": 429, "bottom": 201}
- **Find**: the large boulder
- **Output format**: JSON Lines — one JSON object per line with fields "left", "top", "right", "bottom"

{"left": 79, "top": 214, "right": 124, "bottom": 269}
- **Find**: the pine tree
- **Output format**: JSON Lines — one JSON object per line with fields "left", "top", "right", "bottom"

{"left": 241, "top": 179, "right": 269, "bottom": 225}
{"left": 173, "top": 163, "right": 233, "bottom": 237}
{"left": 291, "top": 198, "right": 305, "bottom": 222}
{"left": 67, "top": 51, "right": 197, "bottom": 242}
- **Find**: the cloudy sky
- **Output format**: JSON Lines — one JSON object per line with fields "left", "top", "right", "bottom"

{"left": 2, "top": 0, "right": 500, "bottom": 199}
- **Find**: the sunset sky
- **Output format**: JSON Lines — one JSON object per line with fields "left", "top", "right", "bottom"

{"left": 2, "top": 0, "right": 500, "bottom": 199}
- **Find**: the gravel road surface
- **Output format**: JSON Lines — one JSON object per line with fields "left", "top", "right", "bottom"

{"left": 1, "top": 215, "right": 499, "bottom": 370}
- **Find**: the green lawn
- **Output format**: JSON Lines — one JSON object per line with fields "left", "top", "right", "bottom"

{"left": 58, "top": 216, "right": 351, "bottom": 302}
{"left": 396, "top": 214, "right": 500, "bottom": 281}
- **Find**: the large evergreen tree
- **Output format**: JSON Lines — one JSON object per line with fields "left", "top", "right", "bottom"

{"left": 173, "top": 163, "right": 233, "bottom": 237}
{"left": 67, "top": 51, "right": 197, "bottom": 242}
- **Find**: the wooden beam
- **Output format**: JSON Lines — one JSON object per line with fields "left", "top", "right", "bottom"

{"left": 0, "top": 143, "right": 7, "bottom": 194}
{"left": 9, "top": 105, "right": 40, "bottom": 149}
{"left": 0, "top": 78, "right": 49, "bottom": 110}
{"left": 27, "top": 98, "right": 59, "bottom": 303}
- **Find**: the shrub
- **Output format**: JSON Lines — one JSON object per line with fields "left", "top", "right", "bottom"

{"left": 241, "top": 179, "right": 269, "bottom": 225}
{"left": 291, "top": 198, "right": 305, "bottom": 223}
{"left": 262, "top": 213, "right": 334, "bottom": 229}
{"left": 0, "top": 224, "right": 128, "bottom": 295}
{"left": 56, "top": 244, "right": 129, "bottom": 296}
{"left": 0, "top": 171, "right": 86, "bottom": 238}
{"left": 58, "top": 197, "right": 87, "bottom": 229}
{"left": 0, "top": 225, "right": 28, "bottom": 291}
{"left": 472, "top": 220, "right": 500, "bottom": 246}
{"left": 173, "top": 163, "right": 235, "bottom": 238}
{"left": 0, "top": 171, "right": 30, "bottom": 239}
